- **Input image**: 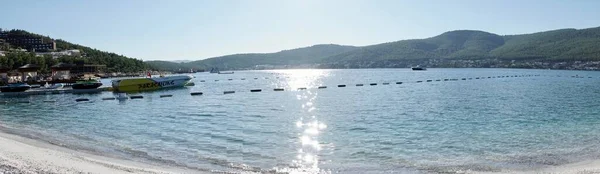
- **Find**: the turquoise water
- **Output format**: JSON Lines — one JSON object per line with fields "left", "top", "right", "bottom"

{"left": 1, "top": 68, "right": 600, "bottom": 173}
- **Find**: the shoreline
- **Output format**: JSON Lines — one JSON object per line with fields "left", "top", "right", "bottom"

{"left": 3, "top": 128, "right": 600, "bottom": 174}
{"left": 0, "top": 128, "right": 205, "bottom": 174}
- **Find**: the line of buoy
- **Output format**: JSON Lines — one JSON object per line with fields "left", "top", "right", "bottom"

{"left": 191, "top": 92, "right": 203, "bottom": 96}
{"left": 160, "top": 94, "right": 173, "bottom": 98}
{"left": 338, "top": 85, "right": 346, "bottom": 87}
{"left": 224, "top": 91, "right": 235, "bottom": 94}
{"left": 43, "top": 100, "right": 56, "bottom": 102}
{"left": 416, "top": 81, "right": 423, "bottom": 83}
{"left": 356, "top": 84, "right": 364, "bottom": 86}
{"left": 130, "top": 95, "right": 144, "bottom": 99}
{"left": 426, "top": 80, "right": 432, "bottom": 82}
{"left": 102, "top": 97, "right": 116, "bottom": 100}
{"left": 75, "top": 98, "right": 89, "bottom": 102}
{"left": 274, "top": 88, "right": 284, "bottom": 91}
{"left": 383, "top": 83, "right": 390, "bottom": 85}
{"left": 318, "top": 86, "right": 327, "bottom": 89}
{"left": 396, "top": 82, "right": 403, "bottom": 84}
{"left": 370, "top": 83, "right": 377, "bottom": 86}
{"left": 250, "top": 89, "right": 262, "bottom": 92}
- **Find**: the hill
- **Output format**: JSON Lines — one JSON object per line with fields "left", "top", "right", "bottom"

{"left": 145, "top": 60, "right": 202, "bottom": 71}
{"left": 150, "top": 26, "right": 600, "bottom": 70}
{"left": 0, "top": 29, "right": 149, "bottom": 73}
{"left": 184, "top": 44, "right": 358, "bottom": 70}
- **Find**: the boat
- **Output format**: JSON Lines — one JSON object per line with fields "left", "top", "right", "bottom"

{"left": 0, "top": 83, "right": 31, "bottom": 92}
{"left": 411, "top": 66, "right": 427, "bottom": 71}
{"left": 72, "top": 79, "right": 103, "bottom": 89}
{"left": 111, "top": 75, "right": 193, "bottom": 92}
{"left": 44, "top": 82, "right": 64, "bottom": 89}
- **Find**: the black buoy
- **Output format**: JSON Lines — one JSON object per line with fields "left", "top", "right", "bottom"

{"left": 215, "top": 80, "right": 219, "bottom": 81}
{"left": 75, "top": 98, "right": 89, "bottom": 102}
{"left": 318, "top": 86, "right": 327, "bottom": 89}
{"left": 297, "top": 87, "right": 307, "bottom": 90}
{"left": 130, "top": 95, "right": 144, "bottom": 99}
{"left": 200, "top": 80, "right": 205, "bottom": 82}
{"left": 241, "top": 78, "right": 246, "bottom": 80}
{"left": 369, "top": 83, "right": 377, "bottom": 86}
{"left": 383, "top": 83, "right": 390, "bottom": 85}
{"left": 426, "top": 80, "right": 432, "bottom": 82}
{"left": 190, "top": 92, "right": 203, "bottom": 96}
{"left": 274, "top": 88, "right": 284, "bottom": 91}
{"left": 228, "top": 79, "right": 233, "bottom": 81}
{"left": 224, "top": 91, "right": 235, "bottom": 94}
{"left": 396, "top": 82, "right": 403, "bottom": 84}
{"left": 338, "top": 85, "right": 346, "bottom": 87}
{"left": 444, "top": 79, "right": 449, "bottom": 81}
{"left": 416, "top": 81, "right": 422, "bottom": 83}
{"left": 461, "top": 78, "right": 466, "bottom": 80}
{"left": 102, "top": 97, "right": 116, "bottom": 100}
{"left": 357, "top": 84, "right": 364, "bottom": 86}
{"left": 250, "top": 89, "right": 262, "bottom": 92}
{"left": 160, "top": 94, "right": 173, "bottom": 98}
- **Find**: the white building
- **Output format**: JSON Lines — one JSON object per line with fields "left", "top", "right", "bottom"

{"left": 36, "top": 49, "right": 82, "bottom": 58}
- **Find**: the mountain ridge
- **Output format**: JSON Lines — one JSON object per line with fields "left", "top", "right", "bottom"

{"left": 149, "top": 26, "right": 600, "bottom": 71}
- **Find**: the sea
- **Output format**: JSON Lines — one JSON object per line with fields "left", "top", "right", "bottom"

{"left": 0, "top": 68, "right": 599, "bottom": 173}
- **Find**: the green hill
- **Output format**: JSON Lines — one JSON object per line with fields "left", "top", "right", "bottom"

{"left": 324, "top": 30, "right": 505, "bottom": 62}
{"left": 490, "top": 27, "right": 600, "bottom": 60}
{"left": 325, "top": 27, "right": 600, "bottom": 64}
{"left": 185, "top": 44, "right": 358, "bottom": 70}
{"left": 0, "top": 29, "right": 149, "bottom": 73}
{"left": 145, "top": 60, "right": 202, "bottom": 71}
{"left": 150, "top": 26, "right": 600, "bottom": 70}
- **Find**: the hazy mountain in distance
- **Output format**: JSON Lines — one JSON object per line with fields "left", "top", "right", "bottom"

{"left": 149, "top": 26, "right": 600, "bottom": 70}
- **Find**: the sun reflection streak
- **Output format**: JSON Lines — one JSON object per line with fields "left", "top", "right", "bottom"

{"left": 273, "top": 69, "right": 331, "bottom": 173}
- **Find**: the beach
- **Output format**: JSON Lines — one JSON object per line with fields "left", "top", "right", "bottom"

{"left": 3, "top": 130, "right": 600, "bottom": 174}
{"left": 0, "top": 130, "right": 201, "bottom": 174}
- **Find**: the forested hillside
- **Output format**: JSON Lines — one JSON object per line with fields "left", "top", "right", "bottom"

{"left": 150, "top": 26, "right": 600, "bottom": 70}
{"left": 0, "top": 29, "right": 149, "bottom": 73}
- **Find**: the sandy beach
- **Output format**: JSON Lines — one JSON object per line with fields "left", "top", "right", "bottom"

{"left": 1, "top": 125, "right": 600, "bottom": 174}
{"left": 0, "top": 130, "right": 203, "bottom": 174}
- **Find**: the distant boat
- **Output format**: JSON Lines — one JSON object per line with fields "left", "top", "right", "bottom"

{"left": 412, "top": 67, "right": 427, "bottom": 71}
{"left": 72, "top": 79, "right": 103, "bottom": 89}
{"left": 44, "top": 82, "right": 64, "bottom": 89}
{"left": 0, "top": 83, "right": 31, "bottom": 92}
{"left": 210, "top": 67, "right": 234, "bottom": 74}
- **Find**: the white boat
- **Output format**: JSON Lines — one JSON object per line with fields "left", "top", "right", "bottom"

{"left": 44, "top": 82, "right": 64, "bottom": 89}
{"left": 111, "top": 75, "right": 193, "bottom": 92}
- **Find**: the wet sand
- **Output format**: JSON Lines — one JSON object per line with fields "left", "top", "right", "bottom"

{"left": 0, "top": 130, "right": 203, "bottom": 174}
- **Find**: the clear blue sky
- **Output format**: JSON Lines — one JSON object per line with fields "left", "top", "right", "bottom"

{"left": 2, "top": 0, "right": 599, "bottom": 61}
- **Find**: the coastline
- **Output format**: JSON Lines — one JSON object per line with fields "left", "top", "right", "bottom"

{"left": 0, "top": 129, "right": 205, "bottom": 174}
{"left": 472, "top": 160, "right": 600, "bottom": 174}
{"left": 3, "top": 127, "right": 600, "bottom": 174}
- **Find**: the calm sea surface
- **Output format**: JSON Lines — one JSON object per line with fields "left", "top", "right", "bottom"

{"left": 1, "top": 68, "right": 600, "bottom": 173}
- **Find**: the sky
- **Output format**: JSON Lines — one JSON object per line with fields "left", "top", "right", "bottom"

{"left": 1, "top": 0, "right": 600, "bottom": 61}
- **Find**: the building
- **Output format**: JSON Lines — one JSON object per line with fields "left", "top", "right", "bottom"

{"left": 0, "top": 31, "right": 56, "bottom": 52}
{"left": 36, "top": 49, "right": 81, "bottom": 58}
{"left": 50, "top": 62, "right": 106, "bottom": 79}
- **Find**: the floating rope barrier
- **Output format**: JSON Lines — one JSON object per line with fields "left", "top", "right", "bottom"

{"left": 6, "top": 74, "right": 599, "bottom": 104}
